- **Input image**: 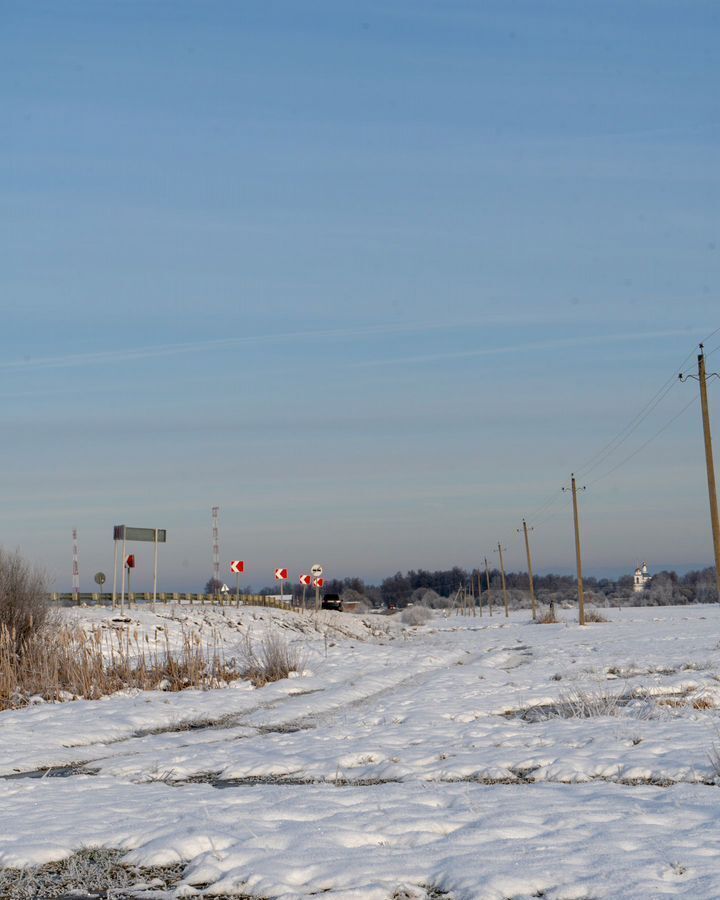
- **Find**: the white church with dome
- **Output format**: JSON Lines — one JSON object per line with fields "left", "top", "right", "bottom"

{"left": 633, "top": 562, "right": 651, "bottom": 593}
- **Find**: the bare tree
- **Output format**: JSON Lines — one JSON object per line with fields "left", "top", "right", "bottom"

{"left": 0, "top": 548, "right": 52, "bottom": 651}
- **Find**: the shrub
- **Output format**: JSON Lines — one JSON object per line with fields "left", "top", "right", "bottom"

{"left": 0, "top": 548, "right": 52, "bottom": 651}
{"left": 240, "top": 631, "right": 304, "bottom": 686}
{"left": 401, "top": 606, "right": 433, "bottom": 625}
{"left": 584, "top": 608, "right": 609, "bottom": 623}
{"left": 536, "top": 607, "right": 559, "bottom": 624}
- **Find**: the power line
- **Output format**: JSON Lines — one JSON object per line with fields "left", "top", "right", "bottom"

{"left": 587, "top": 394, "right": 699, "bottom": 487}
{"left": 578, "top": 379, "right": 680, "bottom": 478}
{"left": 495, "top": 328, "right": 718, "bottom": 559}
{"left": 586, "top": 332, "right": 718, "bottom": 487}
{"left": 532, "top": 499, "right": 569, "bottom": 528}
{"left": 526, "top": 488, "right": 565, "bottom": 522}
{"left": 575, "top": 330, "right": 717, "bottom": 479}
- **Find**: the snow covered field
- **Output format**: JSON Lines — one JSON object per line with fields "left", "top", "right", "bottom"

{"left": 2, "top": 603, "right": 720, "bottom": 899}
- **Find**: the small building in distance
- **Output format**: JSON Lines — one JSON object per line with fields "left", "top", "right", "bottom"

{"left": 633, "top": 562, "right": 651, "bottom": 593}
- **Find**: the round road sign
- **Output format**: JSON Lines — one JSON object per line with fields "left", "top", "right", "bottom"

{"left": 311, "top": 564, "right": 323, "bottom": 577}
{"left": 94, "top": 572, "right": 106, "bottom": 586}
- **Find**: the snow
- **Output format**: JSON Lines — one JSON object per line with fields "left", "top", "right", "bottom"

{"left": 2, "top": 603, "right": 720, "bottom": 898}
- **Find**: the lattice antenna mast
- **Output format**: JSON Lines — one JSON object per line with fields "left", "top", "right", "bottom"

{"left": 72, "top": 528, "right": 80, "bottom": 602}
{"left": 212, "top": 506, "right": 220, "bottom": 588}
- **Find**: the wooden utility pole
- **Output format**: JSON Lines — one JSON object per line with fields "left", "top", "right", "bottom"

{"left": 484, "top": 556, "right": 493, "bottom": 616}
{"left": 497, "top": 543, "right": 509, "bottom": 617}
{"left": 520, "top": 519, "right": 537, "bottom": 620}
{"left": 680, "top": 345, "right": 720, "bottom": 602}
{"left": 566, "top": 474, "right": 586, "bottom": 625}
{"left": 698, "top": 348, "right": 720, "bottom": 600}
{"left": 476, "top": 571, "right": 482, "bottom": 617}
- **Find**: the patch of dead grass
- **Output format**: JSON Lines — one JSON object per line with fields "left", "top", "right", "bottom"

{"left": 536, "top": 608, "right": 559, "bottom": 624}
{"left": 0, "top": 622, "right": 241, "bottom": 710}
{"left": 584, "top": 608, "right": 609, "bottom": 623}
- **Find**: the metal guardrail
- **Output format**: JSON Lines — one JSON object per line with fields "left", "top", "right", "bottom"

{"left": 49, "top": 592, "right": 297, "bottom": 612}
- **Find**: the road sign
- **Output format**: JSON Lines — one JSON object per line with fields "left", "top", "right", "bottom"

{"left": 113, "top": 525, "right": 165, "bottom": 615}
{"left": 275, "top": 568, "right": 288, "bottom": 580}
{"left": 114, "top": 526, "right": 167, "bottom": 543}
{"left": 299, "top": 574, "right": 311, "bottom": 586}
{"left": 220, "top": 583, "right": 230, "bottom": 594}
{"left": 313, "top": 577, "right": 324, "bottom": 588}
{"left": 125, "top": 554, "right": 135, "bottom": 569}
{"left": 311, "top": 564, "right": 323, "bottom": 576}
{"left": 94, "top": 572, "right": 106, "bottom": 586}
{"left": 230, "top": 560, "right": 245, "bottom": 574}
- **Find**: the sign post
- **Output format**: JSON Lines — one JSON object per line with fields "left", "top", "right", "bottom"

{"left": 125, "top": 553, "right": 136, "bottom": 604}
{"left": 113, "top": 526, "right": 167, "bottom": 617}
{"left": 231, "top": 560, "right": 245, "bottom": 605}
{"left": 311, "top": 564, "right": 323, "bottom": 611}
{"left": 274, "top": 568, "right": 288, "bottom": 605}
{"left": 112, "top": 540, "right": 118, "bottom": 609}
{"left": 120, "top": 531, "right": 127, "bottom": 615}
{"left": 153, "top": 529, "right": 159, "bottom": 609}
{"left": 299, "top": 574, "right": 311, "bottom": 612}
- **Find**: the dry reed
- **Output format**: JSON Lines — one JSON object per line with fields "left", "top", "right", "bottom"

{"left": 239, "top": 631, "right": 305, "bottom": 686}
{"left": 0, "top": 622, "right": 242, "bottom": 711}
{"left": 584, "top": 608, "right": 609, "bottom": 623}
{"left": 536, "top": 607, "right": 560, "bottom": 624}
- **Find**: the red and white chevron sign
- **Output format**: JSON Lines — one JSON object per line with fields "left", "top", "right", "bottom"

{"left": 274, "top": 568, "right": 288, "bottom": 580}
{"left": 299, "top": 574, "right": 311, "bottom": 586}
{"left": 230, "top": 560, "right": 244, "bottom": 574}
{"left": 313, "top": 577, "right": 324, "bottom": 588}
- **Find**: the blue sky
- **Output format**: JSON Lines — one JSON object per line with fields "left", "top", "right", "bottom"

{"left": 1, "top": 1, "right": 718, "bottom": 591}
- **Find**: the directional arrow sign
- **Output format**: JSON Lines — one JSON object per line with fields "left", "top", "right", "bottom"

{"left": 313, "top": 577, "right": 324, "bottom": 588}
{"left": 299, "top": 574, "right": 311, "bottom": 586}
{"left": 274, "top": 568, "right": 288, "bottom": 580}
{"left": 230, "top": 560, "right": 245, "bottom": 574}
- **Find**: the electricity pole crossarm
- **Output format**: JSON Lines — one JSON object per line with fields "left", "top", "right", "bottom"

{"left": 563, "top": 475, "right": 586, "bottom": 625}
{"left": 518, "top": 520, "right": 537, "bottom": 620}
{"left": 680, "top": 345, "right": 720, "bottom": 601}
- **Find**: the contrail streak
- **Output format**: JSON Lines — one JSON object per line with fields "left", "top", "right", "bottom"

{"left": 0, "top": 321, "right": 475, "bottom": 372}
{"left": 352, "top": 328, "right": 697, "bottom": 368}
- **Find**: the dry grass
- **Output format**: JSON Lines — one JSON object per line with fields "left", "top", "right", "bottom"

{"left": 553, "top": 688, "right": 628, "bottom": 718}
{"left": 0, "top": 622, "right": 242, "bottom": 710}
{"left": 239, "top": 631, "right": 305, "bottom": 686}
{"left": 656, "top": 690, "right": 716, "bottom": 710}
{"left": 536, "top": 607, "right": 559, "bottom": 624}
{"left": 0, "top": 847, "right": 186, "bottom": 900}
{"left": 692, "top": 695, "right": 716, "bottom": 710}
{"left": 584, "top": 608, "right": 609, "bottom": 623}
{"left": 708, "top": 741, "right": 720, "bottom": 779}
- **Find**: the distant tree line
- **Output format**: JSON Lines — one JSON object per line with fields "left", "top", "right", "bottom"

{"left": 239, "top": 566, "right": 719, "bottom": 609}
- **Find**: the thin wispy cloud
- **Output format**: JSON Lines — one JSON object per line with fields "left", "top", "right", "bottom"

{"left": 2, "top": 324, "right": 703, "bottom": 375}
{"left": 352, "top": 328, "right": 699, "bottom": 368}
{"left": 0, "top": 321, "right": 482, "bottom": 372}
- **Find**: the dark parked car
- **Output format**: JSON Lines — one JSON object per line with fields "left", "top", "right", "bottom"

{"left": 321, "top": 593, "right": 343, "bottom": 611}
